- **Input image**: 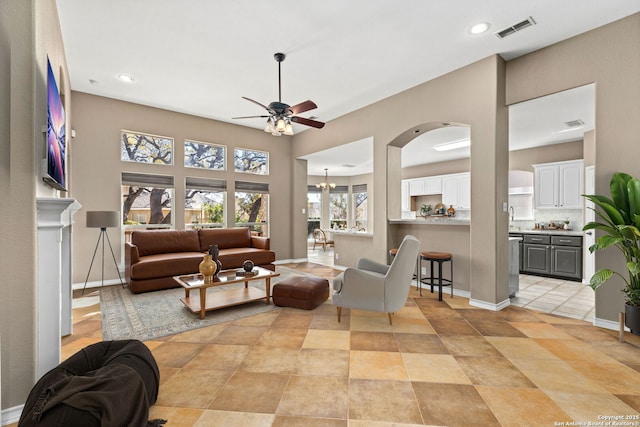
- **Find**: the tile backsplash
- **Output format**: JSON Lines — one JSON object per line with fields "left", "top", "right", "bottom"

{"left": 511, "top": 208, "right": 583, "bottom": 231}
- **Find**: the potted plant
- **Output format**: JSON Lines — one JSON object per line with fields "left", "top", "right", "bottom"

{"left": 583, "top": 172, "right": 640, "bottom": 334}
{"left": 420, "top": 204, "right": 432, "bottom": 218}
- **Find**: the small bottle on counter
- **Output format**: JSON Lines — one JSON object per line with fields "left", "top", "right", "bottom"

{"left": 447, "top": 205, "right": 455, "bottom": 217}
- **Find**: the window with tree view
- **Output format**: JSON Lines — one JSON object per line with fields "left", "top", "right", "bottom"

{"left": 307, "top": 187, "right": 321, "bottom": 238}
{"left": 121, "top": 131, "right": 173, "bottom": 165}
{"left": 234, "top": 148, "right": 268, "bottom": 175}
{"left": 235, "top": 181, "right": 269, "bottom": 236}
{"left": 329, "top": 186, "right": 348, "bottom": 230}
{"left": 184, "top": 140, "right": 225, "bottom": 170}
{"left": 121, "top": 172, "right": 173, "bottom": 227}
{"left": 185, "top": 177, "right": 226, "bottom": 228}
{"left": 352, "top": 184, "right": 368, "bottom": 231}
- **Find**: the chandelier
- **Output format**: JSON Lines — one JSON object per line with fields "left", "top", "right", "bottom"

{"left": 316, "top": 168, "right": 336, "bottom": 190}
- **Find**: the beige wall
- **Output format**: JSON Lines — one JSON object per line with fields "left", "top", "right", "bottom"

{"left": 70, "top": 92, "right": 296, "bottom": 284}
{"left": 0, "top": 0, "right": 71, "bottom": 410}
{"left": 401, "top": 140, "right": 582, "bottom": 180}
{"left": 506, "top": 13, "right": 640, "bottom": 321}
{"left": 583, "top": 130, "right": 595, "bottom": 167}
{"left": 509, "top": 140, "right": 583, "bottom": 171}
{"left": 402, "top": 158, "right": 470, "bottom": 180}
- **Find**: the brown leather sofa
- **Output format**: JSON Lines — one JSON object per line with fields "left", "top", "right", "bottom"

{"left": 125, "top": 227, "right": 276, "bottom": 293}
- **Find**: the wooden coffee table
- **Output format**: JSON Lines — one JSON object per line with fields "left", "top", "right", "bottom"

{"left": 173, "top": 267, "right": 280, "bottom": 319}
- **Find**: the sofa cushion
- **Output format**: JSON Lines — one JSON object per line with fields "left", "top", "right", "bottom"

{"left": 218, "top": 247, "right": 275, "bottom": 270}
{"left": 198, "top": 227, "right": 251, "bottom": 251}
{"left": 131, "top": 252, "right": 204, "bottom": 280}
{"left": 132, "top": 230, "right": 200, "bottom": 257}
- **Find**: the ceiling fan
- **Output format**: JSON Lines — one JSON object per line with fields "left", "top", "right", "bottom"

{"left": 233, "top": 52, "right": 325, "bottom": 136}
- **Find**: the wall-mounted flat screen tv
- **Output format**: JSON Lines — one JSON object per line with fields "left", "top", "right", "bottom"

{"left": 44, "top": 57, "right": 66, "bottom": 191}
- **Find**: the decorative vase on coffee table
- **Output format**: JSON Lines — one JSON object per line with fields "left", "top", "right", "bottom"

{"left": 209, "top": 244, "right": 223, "bottom": 277}
{"left": 199, "top": 254, "right": 216, "bottom": 283}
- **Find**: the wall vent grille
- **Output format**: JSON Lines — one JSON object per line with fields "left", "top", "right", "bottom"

{"left": 565, "top": 119, "right": 585, "bottom": 128}
{"left": 495, "top": 17, "right": 536, "bottom": 39}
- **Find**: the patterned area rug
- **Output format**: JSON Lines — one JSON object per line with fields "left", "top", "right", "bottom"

{"left": 100, "top": 266, "right": 313, "bottom": 341}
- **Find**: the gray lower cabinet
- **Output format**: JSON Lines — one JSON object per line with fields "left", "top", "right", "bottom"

{"left": 523, "top": 235, "right": 551, "bottom": 275}
{"left": 522, "top": 234, "right": 582, "bottom": 280}
{"left": 550, "top": 236, "right": 582, "bottom": 280}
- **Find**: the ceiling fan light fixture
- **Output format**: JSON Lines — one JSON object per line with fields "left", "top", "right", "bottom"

{"left": 284, "top": 121, "right": 294, "bottom": 136}
{"left": 276, "top": 117, "right": 286, "bottom": 132}
{"left": 264, "top": 118, "right": 275, "bottom": 133}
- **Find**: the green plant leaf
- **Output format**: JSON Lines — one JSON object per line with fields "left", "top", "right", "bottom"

{"left": 583, "top": 221, "right": 618, "bottom": 236}
{"left": 590, "top": 269, "right": 614, "bottom": 290}
{"left": 585, "top": 194, "right": 625, "bottom": 225}
{"left": 629, "top": 178, "right": 640, "bottom": 219}
{"left": 610, "top": 172, "right": 632, "bottom": 219}
{"left": 594, "top": 235, "right": 623, "bottom": 250}
{"left": 628, "top": 261, "right": 640, "bottom": 277}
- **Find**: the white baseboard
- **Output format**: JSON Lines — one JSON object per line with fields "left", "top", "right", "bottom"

{"left": 594, "top": 316, "right": 630, "bottom": 332}
{"left": 469, "top": 297, "right": 511, "bottom": 311}
{"left": 274, "top": 258, "right": 307, "bottom": 264}
{"left": 2, "top": 404, "right": 23, "bottom": 426}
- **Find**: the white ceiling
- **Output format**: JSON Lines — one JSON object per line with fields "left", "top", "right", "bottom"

{"left": 56, "top": 1, "right": 637, "bottom": 176}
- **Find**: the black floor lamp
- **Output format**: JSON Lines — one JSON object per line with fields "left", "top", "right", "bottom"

{"left": 82, "top": 211, "right": 125, "bottom": 294}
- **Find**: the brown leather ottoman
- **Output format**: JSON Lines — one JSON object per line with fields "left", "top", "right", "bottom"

{"left": 272, "top": 276, "right": 329, "bottom": 310}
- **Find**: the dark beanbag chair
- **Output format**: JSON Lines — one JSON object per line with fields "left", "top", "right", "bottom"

{"left": 19, "top": 339, "right": 164, "bottom": 427}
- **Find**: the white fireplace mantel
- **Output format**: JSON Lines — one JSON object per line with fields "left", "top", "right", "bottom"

{"left": 36, "top": 197, "right": 81, "bottom": 378}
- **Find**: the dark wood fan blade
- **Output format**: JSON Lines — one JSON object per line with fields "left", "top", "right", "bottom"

{"left": 288, "top": 100, "right": 317, "bottom": 115}
{"left": 291, "top": 116, "right": 325, "bottom": 129}
{"left": 242, "top": 96, "right": 271, "bottom": 112}
{"left": 232, "top": 115, "right": 270, "bottom": 119}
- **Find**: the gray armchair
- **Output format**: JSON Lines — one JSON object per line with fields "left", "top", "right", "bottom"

{"left": 332, "top": 235, "right": 420, "bottom": 325}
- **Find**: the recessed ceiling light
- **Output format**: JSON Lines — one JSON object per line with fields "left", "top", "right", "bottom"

{"left": 469, "top": 22, "right": 490, "bottom": 35}
{"left": 117, "top": 74, "right": 135, "bottom": 83}
{"left": 433, "top": 139, "right": 471, "bottom": 152}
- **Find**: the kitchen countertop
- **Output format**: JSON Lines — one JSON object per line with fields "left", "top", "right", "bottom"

{"left": 389, "top": 218, "right": 470, "bottom": 226}
{"left": 508, "top": 228, "right": 583, "bottom": 236}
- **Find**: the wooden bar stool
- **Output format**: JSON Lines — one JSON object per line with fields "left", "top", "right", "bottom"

{"left": 418, "top": 251, "right": 453, "bottom": 300}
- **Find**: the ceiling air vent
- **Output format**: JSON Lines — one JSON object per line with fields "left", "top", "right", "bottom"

{"left": 495, "top": 17, "right": 536, "bottom": 39}
{"left": 564, "top": 119, "right": 584, "bottom": 128}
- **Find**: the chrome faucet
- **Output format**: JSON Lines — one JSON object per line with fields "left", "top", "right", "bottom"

{"left": 509, "top": 206, "right": 514, "bottom": 222}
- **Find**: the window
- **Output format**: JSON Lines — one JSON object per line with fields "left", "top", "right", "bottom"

{"left": 352, "top": 183, "right": 368, "bottom": 231}
{"left": 329, "top": 185, "right": 348, "bottom": 230}
{"left": 234, "top": 148, "right": 268, "bottom": 175}
{"left": 121, "top": 131, "right": 173, "bottom": 165}
{"left": 307, "top": 186, "right": 321, "bottom": 238}
{"left": 184, "top": 140, "right": 225, "bottom": 170}
{"left": 235, "top": 181, "right": 269, "bottom": 235}
{"left": 185, "top": 177, "right": 226, "bottom": 228}
{"left": 121, "top": 172, "right": 174, "bottom": 227}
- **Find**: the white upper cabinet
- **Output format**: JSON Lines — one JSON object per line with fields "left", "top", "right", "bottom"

{"left": 401, "top": 180, "right": 410, "bottom": 211}
{"left": 442, "top": 172, "right": 470, "bottom": 210}
{"left": 533, "top": 160, "right": 584, "bottom": 209}
{"left": 424, "top": 176, "right": 442, "bottom": 195}
{"left": 408, "top": 176, "right": 442, "bottom": 196}
{"left": 409, "top": 178, "right": 425, "bottom": 196}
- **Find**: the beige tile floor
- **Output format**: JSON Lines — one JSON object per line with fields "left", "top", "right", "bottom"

{"left": 12, "top": 258, "right": 639, "bottom": 427}
{"left": 511, "top": 274, "right": 595, "bottom": 322}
